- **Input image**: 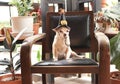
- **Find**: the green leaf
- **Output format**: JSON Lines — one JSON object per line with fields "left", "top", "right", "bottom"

{"left": 15, "top": 63, "right": 21, "bottom": 71}
{"left": 3, "top": 28, "right": 12, "bottom": 48}
{"left": 9, "top": 0, "right": 33, "bottom": 16}
{"left": 37, "top": 50, "right": 41, "bottom": 62}
{"left": 3, "top": 35, "right": 16, "bottom": 51}
{"left": 110, "top": 31, "right": 120, "bottom": 70}
{"left": 12, "top": 27, "right": 28, "bottom": 45}
{"left": 0, "top": 58, "right": 10, "bottom": 65}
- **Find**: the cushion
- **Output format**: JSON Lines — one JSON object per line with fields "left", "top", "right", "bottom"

{"left": 34, "top": 58, "right": 97, "bottom": 66}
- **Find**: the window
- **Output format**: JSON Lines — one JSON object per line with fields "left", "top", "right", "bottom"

{"left": 0, "top": 1, "right": 18, "bottom": 29}
{"left": 0, "top": 1, "right": 10, "bottom": 28}
{"left": 0, "top": 6, "right": 11, "bottom": 28}
{"left": 0, "top": 0, "right": 41, "bottom": 29}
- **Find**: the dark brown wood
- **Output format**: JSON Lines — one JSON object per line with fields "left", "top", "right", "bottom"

{"left": 31, "top": 66, "right": 99, "bottom": 73}
{"left": 95, "top": 32, "right": 111, "bottom": 84}
{"left": 20, "top": 33, "right": 46, "bottom": 84}
{"left": 20, "top": 11, "right": 110, "bottom": 84}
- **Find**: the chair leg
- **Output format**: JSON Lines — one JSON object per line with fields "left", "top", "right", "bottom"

{"left": 91, "top": 74, "right": 98, "bottom": 84}
{"left": 42, "top": 74, "right": 47, "bottom": 84}
{"left": 42, "top": 74, "right": 55, "bottom": 84}
{"left": 21, "top": 73, "right": 32, "bottom": 84}
{"left": 78, "top": 73, "right": 81, "bottom": 78}
{"left": 95, "top": 74, "right": 98, "bottom": 84}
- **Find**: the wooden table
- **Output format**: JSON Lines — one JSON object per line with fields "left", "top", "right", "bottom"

{"left": 0, "top": 33, "right": 32, "bottom": 45}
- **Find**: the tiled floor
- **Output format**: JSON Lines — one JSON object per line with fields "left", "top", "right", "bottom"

{"left": 32, "top": 74, "right": 91, "bottom": 84}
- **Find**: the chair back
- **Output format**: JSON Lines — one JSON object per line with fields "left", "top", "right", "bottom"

{"left": 44, "top": 11, "right": 98, "bottom": 56}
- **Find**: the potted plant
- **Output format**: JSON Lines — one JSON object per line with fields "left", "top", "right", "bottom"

{"left": 29, "top": 2, "right": 42, "bottom": 34}
{"left": 101, "top": 0, "right": 118, "bottom": 8}
{"left": 9, "top": 0, "right": 34, "bottom": 34}
{"left": 94, "top": 2, "right": 120, "bottom": 32}
{"left": 110, "top": 32, "right": 120, "bottom": 84}
{"left": 0, "top": 27, "right": 27, "bottom": 84}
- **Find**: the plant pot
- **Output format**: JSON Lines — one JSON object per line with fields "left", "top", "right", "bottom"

{"left": 11, "top": 16, "right": 33, "bottom": 34}
{"left": 0, "top": 74, "right": 21, "bottom": 84}
{"left": 95, "top": 22, "right": 112, "bottom": 32}
{"left": 33, "top": 23, "right": 40, "bottom": 34}
{"left": 110, "top": 71, "right": 120, "bottom": 84}
{"left": 101, "top": 0, "right": 108, "bottom": 8}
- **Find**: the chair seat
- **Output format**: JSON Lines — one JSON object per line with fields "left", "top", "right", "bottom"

{"left": 34, "top": 58, "right": 98, "bottom": 66}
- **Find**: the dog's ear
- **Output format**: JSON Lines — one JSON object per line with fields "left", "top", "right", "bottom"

{"left": 52, "top": 28, "right": 57, "bottom": 32}
{"left": 66, "top": 27, "right": 71, "bottom": 32}
{"left": 68, "top": 27, "right": 71, "bottom": 31}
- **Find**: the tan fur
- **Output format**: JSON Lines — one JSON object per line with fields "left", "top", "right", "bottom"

{"left": 52, "top": 27, "right": 81, "bottom": 61}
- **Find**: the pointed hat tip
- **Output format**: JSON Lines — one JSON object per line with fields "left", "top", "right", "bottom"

{"left": 59, "top": 8, "right": 65, "bottom": 15}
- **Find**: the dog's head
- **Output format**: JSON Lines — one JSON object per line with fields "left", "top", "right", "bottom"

{"left": 52, "top": 27, "right": 70, "bottom": 38}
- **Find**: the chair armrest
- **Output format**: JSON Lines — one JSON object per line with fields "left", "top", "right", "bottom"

{"left": 20, "top": 33, "right": 46, "bottom": 83}
{"left": 20, "top": 33, "right": 46, "bottom": 58}
{"left": 20, "top": 33, "right": 46, "bottom": 65}
{"left": 95, "top": 32, "right": 110, "bottom": 83}
{"left": 95, "top": 32, "right": 110, "bottom": 59}
{"left": 23, "top": 33, "right": 46, "bottom": 45}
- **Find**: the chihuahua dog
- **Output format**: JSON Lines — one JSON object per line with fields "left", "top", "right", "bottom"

{"left": 52, "top": 26, "right": 80, "bottom": 61}
{"left": 52, "top": 8, "right": 84, "bottom": 61}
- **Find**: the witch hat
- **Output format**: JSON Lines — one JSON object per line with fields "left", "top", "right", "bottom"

{"left": 56, "top": 8, "right": 70, "bottom": 29}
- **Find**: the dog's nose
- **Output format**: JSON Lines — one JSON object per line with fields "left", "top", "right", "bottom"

{"left": 64, "top": 34, "right": 66, "bottom": 37}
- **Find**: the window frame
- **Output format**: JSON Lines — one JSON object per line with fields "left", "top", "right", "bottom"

{"left": 0, "top": 2, "right": 12, "bottom": 27}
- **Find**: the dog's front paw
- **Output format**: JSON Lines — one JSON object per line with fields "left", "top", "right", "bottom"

{"left": 53, "top": 57, "right": 58, "bottom": 61}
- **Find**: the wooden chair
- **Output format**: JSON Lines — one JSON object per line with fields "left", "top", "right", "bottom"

{"left": 20, "top": 11, "right": 110, "bottom": 84}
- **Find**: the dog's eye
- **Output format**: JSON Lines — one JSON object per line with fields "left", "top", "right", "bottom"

{"left": 66, "top": 30, "right": 69, "bottom": 32}
{"left": 60, "top": 30, "right": 63, "bottom": 33}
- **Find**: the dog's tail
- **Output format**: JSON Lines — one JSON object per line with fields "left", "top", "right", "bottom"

{"left": 71, "top": 51, "right": 85, "bottom": 59}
